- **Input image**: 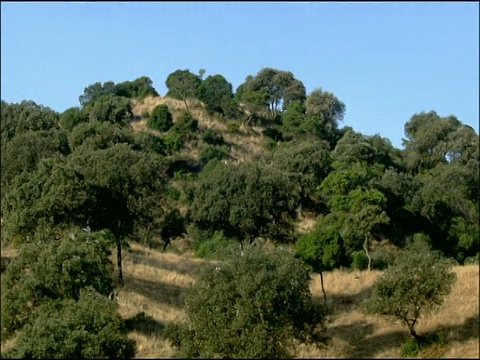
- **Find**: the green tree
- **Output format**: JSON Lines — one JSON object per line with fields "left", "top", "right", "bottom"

{"left": 5, "top": 288, "right": 136, "bottom": 359}
{"left": 196, "top": 74, "right": 235, "bottom": 116}
{"left": 79, "top": 81, "right": 116, "bottom": 106}
{"left": 295, "top": 214, "right": 346, "bottom": 303}
{"left": 364, "top": 241, "right": 456, "bottom": 341}
{"left": 164, "top": 246, "right": 325, "bottom": 358}
{"left": 59, "top": 107, "right": 88, "bottom": 131}
{"left": 147, "top": 104, "right": 173, "bottom": 132}
{"left": 165, "top": 69, "right": 201, "bottom": 113}
{"left": 83, "top": 95, "right": 133, "bottom": 126}
{"left": 272, "top": 139, "right": 331, "bottom": 215}
{"left": 1, "top": 229, "right": 115, "bottom": 338}
{"left": 188, "top": 162, "right": 299, "bottom": 246}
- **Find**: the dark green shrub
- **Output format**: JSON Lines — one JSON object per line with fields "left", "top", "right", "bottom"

{"left": 351, "top": 250, "right": 369, "bottom": 270}
{"left": 147, "top": 104, "right": 173, "bottom": 132}
{"left": 5, "top": 288, "right": 136, "bottom": 359}
{"left": 226, "top": 121, "right": 240, "bottom": 133}
{"left": 1, "top": 230, "right": 115, "bottom": 339}
{"left": 194, "top": 231, "right": 231, "bottom": 259}
{"left": 401, "top": 337, "right": 421, "bottom": 357}
{"left": 263, "top": 127, "right": 283, "bottom": 142}
{"left": 161, "top": 133, "right": 184, "bottom": 153}
{"left": 161, "top": 209, "right": 186, "bottom": 251}
{"left": 165, "top": 185, "right": 181, "bottom": 201}
{"left": 202, "top": 128, "right": 224, "bottom": 145}
{"left": 164, "top": 246, "right": 325, "bottom": 358}
{"left": 141, "top": 110, "right": 150, "bottom": 119}
{"left": 171, "top": 111, "right": 198, "bottom": 135}
{"left": 199, "top": 145, "right": 229, "bottom": 164}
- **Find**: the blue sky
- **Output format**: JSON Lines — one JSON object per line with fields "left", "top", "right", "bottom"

{"left": 1, "top": 2, "right": 478, "bottom": 149}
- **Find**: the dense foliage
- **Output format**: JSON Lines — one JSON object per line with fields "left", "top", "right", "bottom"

{"left": 1, "top": 68, "right": 478, "bottom": 357}
{"left": 164, "top": 246, "right": 325, "bottom": 358}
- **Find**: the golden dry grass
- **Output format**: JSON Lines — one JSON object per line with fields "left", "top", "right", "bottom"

{"left": 130, "top": 95, "right": 270, "bottom": 164}
{"left": 1, "top": 239, "right": 478, "bottom": 358}
{"left": 116, "top": 242, "right": 479, "bottom": 358}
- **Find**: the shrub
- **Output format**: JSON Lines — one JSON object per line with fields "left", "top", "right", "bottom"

{"left": 351, "top": 250, "right": 369, "bottom": 270}
{"left": 164, "top": 246, "right": 325, "bottom": 358}
{"left": 194, "top": 230, "right": 231, "bottom": 259}
{"left": 199, "top": 145, "right": 229, "bottom": 165}
{"left": 147, "top": 104, "right": 173, "bottom": 132}
{"left": 141, "top": 110, "right": 150, "bottom": 119}
{"left": 202, "top": 128, "right": 224, "bottom": 145}
{"left": 1, "top": 230, "right": 115, "bottom": 339}
{"left": 5, "top": 288, "right": 136, "bottom": 359}
{"left": 364, "top": 241, "right": 456, "bottom": 340}
{"left": 226, "top": 121, "right": 240, "bottom": 133}
{"left": 171, "top": 111, "right": 198, "bottom": 135}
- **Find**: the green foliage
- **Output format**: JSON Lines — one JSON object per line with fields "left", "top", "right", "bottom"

{"left": 114, "top": 76, "right": 159, "bottom": 99}
{"left": 401, "top": 337, "right": 421, "bottom": 357}
{"left": 196, "top": 74, "right": 235, "bottom": 115}
{"left": 199, "top": 145, "right": 229, "bottom": 165}
{"left": 295, "top": 215, "right": 346, "bottom": 273}
{"left": 83, "top": 95, "right": 133, "bottom": 126}
{"left": 364, "top": 241, "right": 457, "bottom": 339}
{"left": 147, "top": 104, "right": 173, "bottom": 132}
{"left": 1, "top": 100, "right": 60, "bottom": 140}
{"left": 202, "top": 128, "right": 224, "bottom": 145}
{"left": 59, "top": 107, "right": 88, "bottom": 131}
{"left": 67, "top": 121, "right": 135, "bottom": 151}
{"left": 6, "top": 288, "right": 135, "bottom": 359}
{"left": 160, "top": 209, "right": 186, "bottom": 244}
{"left": 1, "top": 230, "right": 115, "bottom": 338}
{"left": 164, "top": 246, "right": 325, "bottom": 358}
{"left": 193, "top": 230, "right": 231, "bottom": 259}
{"left": 165, "top": 69, "right": 201, "bottom": 112}
{"left": 189, "top": 162, "right": 299, "bottom": 244}
{"left": 171, "top": 111, "right": 199, "bottom": 135}
{"left": 351, "top": 250, "right": 369, "bottom": 270}
{"left": 226, "top": 121, "right": 240, "bottom": 133}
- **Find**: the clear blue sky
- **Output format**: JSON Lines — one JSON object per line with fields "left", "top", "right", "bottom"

{"left": 1, "top": 2, "right": 478, "bottom": 149}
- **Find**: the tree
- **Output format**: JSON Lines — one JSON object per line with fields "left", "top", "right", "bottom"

{"left": 165, "top": 69, "right": 201, "bottom": 113}
{"left": 1, "top": 229, "right": 115, "bottom": 339}
{"left": 196, "top": 74, "right": 235, "bottom": 115}
{"left": 188, "top": 162, "right": 299, "bottom": 246}
{"left": 59, "top": 107, "right": 88, "bottom": 131}
{"left": 84, "top": 95, "right": 133, "bottom": 126}
{"left": 164, "top": 246, "right": 325, "bottom": 358}
{"left": 271, "top": 139, "right": 332, "bottom": 215}
{"left": 2, "top": 144, "right": 167, "bottom": 285}
{"left": 5, "top": 288, "right": 136, "bottom": 359}
{"left": 295, "top": 214, "right": 346, "bottom": 303}
{"left": 364, "top": 240, "right": 456, "bottom": 341}
{"left": 147, "top": 104, "right": 173, "bottom": 132}
{"left": 79, "top": 81, "right": 116, "bottom": 106}
{"left": 238, "top": 68, "right": 306, "bottom": 120}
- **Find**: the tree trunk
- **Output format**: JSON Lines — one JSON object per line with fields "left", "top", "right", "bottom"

{"left": 363, "top": 236, "right": 371, "bottom": 271}
{"left": 320, "top": 271, "right": 327, "bottom": 305}
{"left": 116, "top": 237, "right": 124, "bottom": 287}
{"left": 183, "top": 97, "right": 190, "bottom": 114}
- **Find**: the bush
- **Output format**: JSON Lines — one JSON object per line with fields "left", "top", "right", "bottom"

{"left": 164, "top": 246, "right": 325, "bottom": 358}
{"left": 171, "top": 111, "right": 198, "bottom": 135}
{"left": 141, "top": 110, "right": 150, "bottom": 118}
{"left": 199, "top": 145, "right": 229, "bottom": 165}
{"left": 226, "top": 121, "right": 240, "bottom": 133}
{"left": 147, "top": 104, "right": 173, "bottom": 132}
{"left": 401, "top": 337, "right": 421, "bottom": 357}
{"left": 1, "top": 230, "right": 115, "bottom": 339}
{"left": 202, "top": 128, "right": 224, "bottom": 145}
{"left": 5, "top": 288, "right": 136, "bottom": 359}
{"left": 364, "top": 241, "right": 457, "bottom": 340}
{"left": 351, "top": 250, "right": 369, "bottom": 270}
{"left": 194, "top": 231, "right": 231, "bottom": 259}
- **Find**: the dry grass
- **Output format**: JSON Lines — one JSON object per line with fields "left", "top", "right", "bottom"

{"left": 130, "top": 95, "right": 270, "bottom": 164}
{"left": 116, "top": 243, "right": 478, "bottom": 358}
{"left": 1, "top": 239, "right": 477, "bottom": 358}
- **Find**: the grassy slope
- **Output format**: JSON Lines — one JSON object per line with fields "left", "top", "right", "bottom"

{"left": 117, "top": 241, "right": 478, "bottom": 358}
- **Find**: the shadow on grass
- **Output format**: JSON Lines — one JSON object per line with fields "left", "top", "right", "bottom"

{"left": 327, "top": 315, "right": 479, "bottom": 358}
{"left": 125, "top": 251, "right": 202, "bottom": 276}
{"left": 124, "top": 312, "right": 166, "bottom": 337}
{"left": 0, "top": 256, "right": 13, "bottom": 273}
{"left": 313, "top": 285, "right": 374, "bottom": 314}
{"left": 125, "top": 276, "right": 187, "bottom": 308}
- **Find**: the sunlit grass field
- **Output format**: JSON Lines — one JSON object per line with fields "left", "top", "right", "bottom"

{"left": 1, "top": 239, "right": 478, "bottom": 358}
{"left": 116, "top": 241, "right": 479, "bottom": 358}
